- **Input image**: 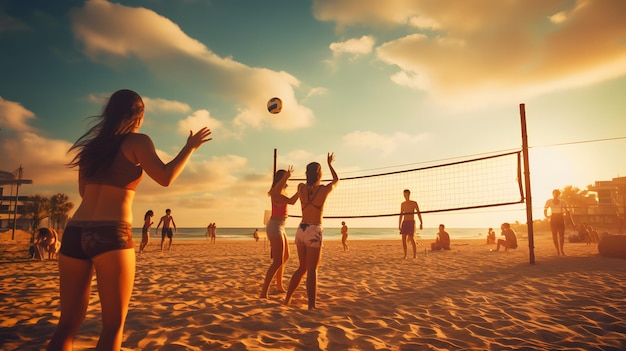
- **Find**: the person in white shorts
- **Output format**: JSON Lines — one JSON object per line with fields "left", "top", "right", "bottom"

{"left": 284, "top": 153, "right": 339, "bottom": 310}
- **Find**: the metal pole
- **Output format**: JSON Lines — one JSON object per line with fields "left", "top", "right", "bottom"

{"left": 11, "top": 166, "right": 23, "bottom": 241}
{"left": 273, "top": 148, "right": 277, "bottom": 177}
{"left": 520, "top": 104, "right": 535, "bottom": 264}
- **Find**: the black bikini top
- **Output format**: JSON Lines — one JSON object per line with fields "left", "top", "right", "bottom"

{"left": 302, "top": 185, "right": 323, "bottom": 211}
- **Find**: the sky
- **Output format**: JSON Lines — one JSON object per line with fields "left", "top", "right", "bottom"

{"left": 1, "top": 0, "right": 625, "bottom": 230}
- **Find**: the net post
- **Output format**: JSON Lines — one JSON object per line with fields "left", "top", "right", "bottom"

{"left": 520, "top": 103, "right": 535, "bottom": 264}
{"left": 273, "top": 148, "right": 277, "bottom": 178}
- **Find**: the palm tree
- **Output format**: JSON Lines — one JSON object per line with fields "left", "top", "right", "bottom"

{"left": 560, "top": 185, "right": 590, "bottom": 214}
{"left": 48, "top": 193, "right": 74, "bottom": 230}
{"left": 560, "top": 185, "right": 598, "bottom": 225}
{"left": 22, "top": 194, "right": 50, "bottom": 233}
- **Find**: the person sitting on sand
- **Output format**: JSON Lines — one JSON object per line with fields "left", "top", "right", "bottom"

{"left": 486, "top": 227, "right": 496, "bottom": 245}
{"left": 568, "top": 223, "right": 593, "bottom": 245}
{"left": 431, "top": 224, "right": 450, "bottom": 250}
{"left": 495, "top": 222, "right": 517, "bottom": 251}
{"left": 588, "top": 225, "right": 600, "bottom": 243}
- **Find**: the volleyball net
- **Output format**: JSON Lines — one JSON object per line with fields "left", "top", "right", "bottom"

{"left": 286, "top": 150, "right": 524, "bottom": 219}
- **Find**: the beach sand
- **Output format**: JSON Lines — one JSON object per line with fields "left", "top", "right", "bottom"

{"left": 1, "top": 229, "right": 625, "bottom": 350}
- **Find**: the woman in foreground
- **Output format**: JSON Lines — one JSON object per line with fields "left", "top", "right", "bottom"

{"left": 47, "top": 89, "right": 212, "bottom": 351}
{"left": 260, "top": 166, "right": 299, "bottom": 298}
{"left": 284, "top": 153, "right": 339, "bottom": 309}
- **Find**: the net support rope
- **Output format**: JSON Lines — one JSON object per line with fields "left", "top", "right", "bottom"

{"left": 287, "top": 151, "right": 524, "bottom": 219}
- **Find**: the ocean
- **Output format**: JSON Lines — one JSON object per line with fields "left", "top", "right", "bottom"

{"left": 134, "top": 227, "right": 489, "bottom": 241}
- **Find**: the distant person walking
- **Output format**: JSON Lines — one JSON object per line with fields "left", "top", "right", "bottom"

{"left": 285, "top": 153, "right": 339, "bottom": 309}
{"left": 139, "top": 210, "right": 154, "bottom": 254}
{"left": 544, "top": 189, "right": 570, "bottom": 256}
{"left": 399, "top": 189, "right": 423, "bottom": 259}
{"left": 260, "top": 166, "right": 298, "bottom": 299}
{"left": 209, "top": 222, "right": 216, "bottom": 243}
{"left": 157, "top": 209, "right": 177, "bottom": 252}
{"left": 341, "top": 221, "right": 349, "bottom": 251}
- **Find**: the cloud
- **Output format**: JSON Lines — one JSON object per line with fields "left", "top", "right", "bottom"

{"left": 0, "top": 94, "right": 271, "bottom": 227}
{"left": 131, "top": 153, "right": 264, "bottom": 223}
{"left": 70, "top": 0, "right": 314, "bottom": 131}
{"left": 143, "top": 97, "right": 191, "bottom": 114}
{"left": 0, "top": 97, "right": 36, "bottom": 132}
{"left": 342, "top": 130, "right": 426, "bottom": 155}
{"left": 0, "top": 132, "right": 75, "bottom": 187}
{"left": 548, "top": 11, "right": 567, "bottom": 24}
{"left": 313, "top": 0, "right": 438, "bottom": 29}
{"left": 177, "top": 109, "right": 223, "bottom": 136}
{"left": 313, "top": 0, "right": 626, "bottom": 109}
{"left": 0, "top": 97, "right": 81, "bottom": 185}
{"left": 277, "top": 149, "right": 316, "bottom": 168}
{"left": 330, "top": 35, "right": 376, "bottom": 58}
{"left": 305, "top": 87, "right": 329, "bottom": 99}
{"left": 136, "top": 154, "right": 248, "bottom": 196}
{"left": 88, "top": 92, "right": 192, "bottom": 115}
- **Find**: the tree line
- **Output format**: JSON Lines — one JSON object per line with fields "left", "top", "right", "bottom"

{"left": 22, "top": 193, "right": 74, "bottom": 232}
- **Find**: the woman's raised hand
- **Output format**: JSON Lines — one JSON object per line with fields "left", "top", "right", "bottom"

{"left": 327, "top": 152, "right": 335, "bottom": 165}
{"left": 186, "top": 127, "right": 212, "bottom": 150}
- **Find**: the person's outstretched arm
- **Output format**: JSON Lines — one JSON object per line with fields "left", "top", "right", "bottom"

{"left": 270, "top": 166, "right": 293, "bottom": 197}
{"left": 129, "top": 128, "right": 212, "bottom": 186}
{"left": 326, "top": 152, "right": 339, "bottom": 190}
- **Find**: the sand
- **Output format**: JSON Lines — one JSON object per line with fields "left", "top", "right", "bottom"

{"left": 1, "top": 229, "right": 625, "bottom": 351}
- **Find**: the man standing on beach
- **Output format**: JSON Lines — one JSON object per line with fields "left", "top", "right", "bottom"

{"left": 157, "top": 208, "right": 177, "bottom": 252}
{"left": 399, "top": 189, "right": 423, "bottom": 259}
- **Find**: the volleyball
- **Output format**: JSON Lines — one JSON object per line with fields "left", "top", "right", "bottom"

{"left": 267, "top": 97, "right": 282, "bottom": 114}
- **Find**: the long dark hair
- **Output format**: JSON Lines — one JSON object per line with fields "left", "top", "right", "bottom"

{"left": 268, "top": 169, "right": 287, "bottom": 194}
{"left": 67, "top": 89, "right": 144, "bottom": 178}
{"left": 144, "top": 210, "right": 154, "bottom": 220}
{"left": 305, "top": 162, "right": 321, "bottom": 186}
